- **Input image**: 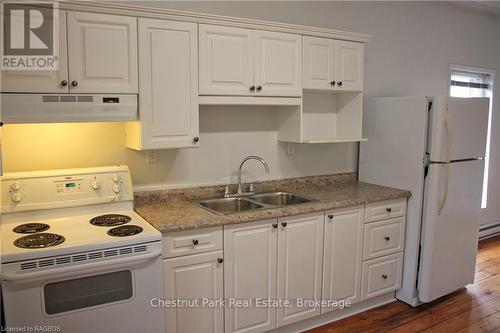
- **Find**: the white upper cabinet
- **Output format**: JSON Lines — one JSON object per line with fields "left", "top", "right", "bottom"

{"left": 199, "top": 24, "right": 302, "bottom": 98}
{"left": 67, "top": 12, "right": 138, "bottom": 93}
{"left": 303, "top": 37, "right": 364, "bottom": 91}
{"left": 334, "top": 40, "right": 364, "bottom": 91}
{"left": 126, "top": 18, "right": 198, "bottom": 150}
{"left": 302, "top": 36, "right": 335, "bottom": 91}
{"left": 277, "top": 213, "right": 324, "bottom": 326}
{"left": 199, "top": 25, "right": 254, "bottom": 96}
{"left": 1, "top": 10, "right": 68, "bottom": 93}
{"left": 322, "top": 206, "right": 364, "bottom": 313}
{"left": 254, "top": 31, "right": 302, "bottom": 97}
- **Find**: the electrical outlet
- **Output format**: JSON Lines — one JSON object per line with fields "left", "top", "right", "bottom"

{"left": 146, "top": 150, "right": 158, "bottom": 163}
{"left": 286, "top": 142, "right": 296, "bottom": 155}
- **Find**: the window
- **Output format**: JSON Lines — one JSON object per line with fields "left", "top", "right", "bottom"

{"left": 449, "top": 66, "right": 494, "bottom": 209}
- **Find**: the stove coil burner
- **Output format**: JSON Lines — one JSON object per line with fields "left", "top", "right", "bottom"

{"left": 90, "top": 214, "right": 132, "bottom": 227}
{"left": 13, "top": 223, "right": 50, "bottom": 234}
{"left": 107, "top": 225, "right": 143, "bottom": 237}
{"left": 14, "top": 233, "right": 65, "bottom": 249}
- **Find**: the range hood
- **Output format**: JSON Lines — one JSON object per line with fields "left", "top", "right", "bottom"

{"left": 1, "top": 94, "right": 137, "bottom": 124}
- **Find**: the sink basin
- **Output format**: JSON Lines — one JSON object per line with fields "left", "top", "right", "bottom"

{"left": 249, "top": 192, "right": 315, "bottom": 206}
{"left": 198, "top": 197, "right": 264, "bottom": 214}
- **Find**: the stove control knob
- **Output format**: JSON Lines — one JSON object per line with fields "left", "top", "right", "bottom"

{"left": 112, "top": 184, "right": 122, "bottom": 193}
{"left": 12, "top": 192, "right": 23, "bottom": 203}
{"left": 90, "top": 180, "right": 101, "bottom": 191}
{"left": 112, "top": 174, "right": 121, "bottom": 182}
{"left": 10, "top": 181, "right": 21, "bottom": 191}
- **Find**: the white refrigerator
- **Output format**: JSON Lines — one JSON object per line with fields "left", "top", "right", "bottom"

{"left": 359, "top": 96, "right": 489, "bottom": 306}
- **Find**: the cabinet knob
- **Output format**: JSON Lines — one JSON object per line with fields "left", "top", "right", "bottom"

{"left": 281, "top": 222, "right": 287, "bottom": 227}
{"left": 192, "top": 239, "right": 199, "bottom": 245}
{"left": 384, "top": 236, "right": 391, "bottom": 241}
{"left": 330, "top": 81, "right": 336, "bottom": 86}
{"left": 337, "top": 81, "right": 343, "bottom": 87}
{"left": 272, "top": 223, "right": 278, "bottom": 229}
{"left": 193, "top": 137, "right": 199, "bottom": 143}
{"left": 386, "top": 207, "right": 392, "bottom": 213}
{"left": 256, "top": 85, "right": 262, "bottom": 91}
{"left": 217, "top": 258, "right": 224, "bottom": 264}
{"left": 71, "top": 80, "right": 78, "bottom": 87}
{"left": 61, "top": 80, "right": 68, "bottom": 87}
{"left": 249, "top": 85, "right": 256, "bottom": 91}
{"left": 382, "top": 274, "right": 388, "bottom": 280}
{"left": 328, "top": 214, "right": 334, "bottom": 219}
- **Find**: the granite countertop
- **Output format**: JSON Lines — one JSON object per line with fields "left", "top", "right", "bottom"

{"left": 134, "top": 178, "right": 411, "bottom": 234}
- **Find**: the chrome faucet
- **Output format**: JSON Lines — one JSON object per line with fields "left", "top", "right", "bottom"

{"left": 225, "top": 155, "right": 270, "bottom": 197}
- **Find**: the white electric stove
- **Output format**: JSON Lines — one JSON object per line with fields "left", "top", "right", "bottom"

{"left": 1, "top": 166, "right": 165, "bottom": 333}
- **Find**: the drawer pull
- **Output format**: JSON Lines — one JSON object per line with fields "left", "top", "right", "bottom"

{"left": 217, "top": 258, "right": 223, "bottom": 264}
{"left": 382, "top": 274, "right": 388, "bottom": 280}
{"left": 386, "top": 207, "right": 392, "bottom": 213}
{"left": 281, "top": 222, "right": 287, "bottom": 227}
{"left": 384, "top": 236, "right": 391, "bottom": 241}
{"left": 272, "top": 223, "right": 278, "bottom": 229}
{"left": 192, "top": 239, "right": 199, "bottom": 245}
{"left": 328, "top": 214, "right": 334, "bottom": 219}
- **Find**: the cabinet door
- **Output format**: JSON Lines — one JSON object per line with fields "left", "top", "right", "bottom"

{"left": 254, "top": 31, "right": 302, "bottom": 97}
{"left": 129, "top": 19, "right": 198, "bottom": 150}
{"left": 199, "top": 25, "right": 254, "bottom": 96}
{"left": 302, "top": 36, "right": 335, "bottom": 90}
{"left": 224, "top": 219, "right": 277, "bottom": 333}
{"left": 334, "top": 40, "right": 364, "bottom": 91}
{"left": 1, "top": 10, "right": 68, "bottom": 93}
{"left": 322, "top": 206, "right": 364, "bottom": 313}
{"left": 277, "top": 213, "right": 323, "bottom": 326}
{"left": 164, "top": 250, "right": 224, "bottom": 333}
{"left": 67, "top": 12, "right": 138, "bottom": 93}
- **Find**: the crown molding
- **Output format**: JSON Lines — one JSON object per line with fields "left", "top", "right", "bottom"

{"left": 55, "top": 0, "right": 372, "bottom": 42}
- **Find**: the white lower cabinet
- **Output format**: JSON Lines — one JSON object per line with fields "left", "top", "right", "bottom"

{"left": 277, "top": 213, "right": 324, "bottom": 326}
{"left": 361, "top": 252, "right": 403, "bottom": 300}
{"left": 163, "top": 250, "right": 224, "bottom": 333}
{"left": 322, "top": 206, "right": 364, "bottom": 313}
{"left": 224, "top": 219, "right": 278, "bottom": 333}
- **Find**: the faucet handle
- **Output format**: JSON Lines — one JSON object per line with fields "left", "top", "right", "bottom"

{"left": 224, "top": 185, "right": 230, "bottom": 198}
{"left": 249, "top": 183, "right": 255, "bottom": 192}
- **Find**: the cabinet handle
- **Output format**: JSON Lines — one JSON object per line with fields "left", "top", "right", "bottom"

{"left": 281, "top": 222, "right": 287, "bottom": 227}
{"left": 328, "top": 214, "right": 334, "bottom": 219}
{"left": 272, "top": 223, "right": 278, "bottom": 229}
{"left": 217, "top": 258, "right": 224, "bottom": 264}
{"left": 384, "top": 236, "right": 391, "bottom": 241}
{"left": 256, "top": 85, "right": 262, "bottom": 91}
{"left": 71, "top": 80, "right": 78, "bottom": 87}
{"left": 61, "top": 80, "right": 68, "bottom": 87}
{"left": 386, "top": 207, "right": 392, "bottom": 213}
{"left": 192, "top": 239, "right": 199, "bottom": 245}
{"left": 382, "top": 274, "right": 388, "bottom": 280}
{"left": 193, "top": 137, "right": 199, "bottom": 143}
{"left": 249, "top": 85, "right": 256, "bottom": 91}
{"left": 330, "top": 81, "right": 336, "bottom": 86}
{"left": 337, "top": 81, "right": 343, "bottom": 87}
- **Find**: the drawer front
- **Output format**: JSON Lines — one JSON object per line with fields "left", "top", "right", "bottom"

{"left": 365, "top": 199, "right": 407, "bottom": 223}
{"left": 163, "top": 226, "right": 222, "bottom": 259}
{"left": 363, "top": 217, "right": 405, "bottom": 260}
{"left": 361, "top": 252, "right": 403, "bottom": 300}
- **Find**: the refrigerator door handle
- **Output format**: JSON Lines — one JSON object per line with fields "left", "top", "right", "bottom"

{"left": 444, "top": 109, "right": 452, "bottom": 163}
{"left": 438, "top": 163, "right": 449, "bottom": 215}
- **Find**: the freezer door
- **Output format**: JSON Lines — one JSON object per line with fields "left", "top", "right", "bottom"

{"left": 418, "top": 159, "right": 484, "bottom": 302}
{"left": 428, "top": 97, "right": 489, "bottom": 162}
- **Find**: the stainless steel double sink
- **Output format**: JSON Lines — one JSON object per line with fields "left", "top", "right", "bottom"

{"left": 197, "top": 192, "right": 316, "bottom": 214}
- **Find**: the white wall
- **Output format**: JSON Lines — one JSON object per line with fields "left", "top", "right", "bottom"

{"left": 4, "top": 1, "right": 500, "bottom": 223}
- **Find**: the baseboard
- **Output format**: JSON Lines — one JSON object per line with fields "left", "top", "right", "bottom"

{"left": 479, "top": 221, "right": 500, "bottom": 240}
{"left": 268, "top": 293, "right": 396, "bottom": 333}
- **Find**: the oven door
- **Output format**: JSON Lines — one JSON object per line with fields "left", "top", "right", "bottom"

{"left": 2, "top": 245, "right": 164, "bottom": 333}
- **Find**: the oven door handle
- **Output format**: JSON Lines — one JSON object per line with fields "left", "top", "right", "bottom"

{"left": 3, "top": 248, "right": 161, "bottom": 283}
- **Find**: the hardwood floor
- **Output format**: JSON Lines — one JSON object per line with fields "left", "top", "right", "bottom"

{"left": 308, "top": 236, "right": 500, "bottom": 333}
